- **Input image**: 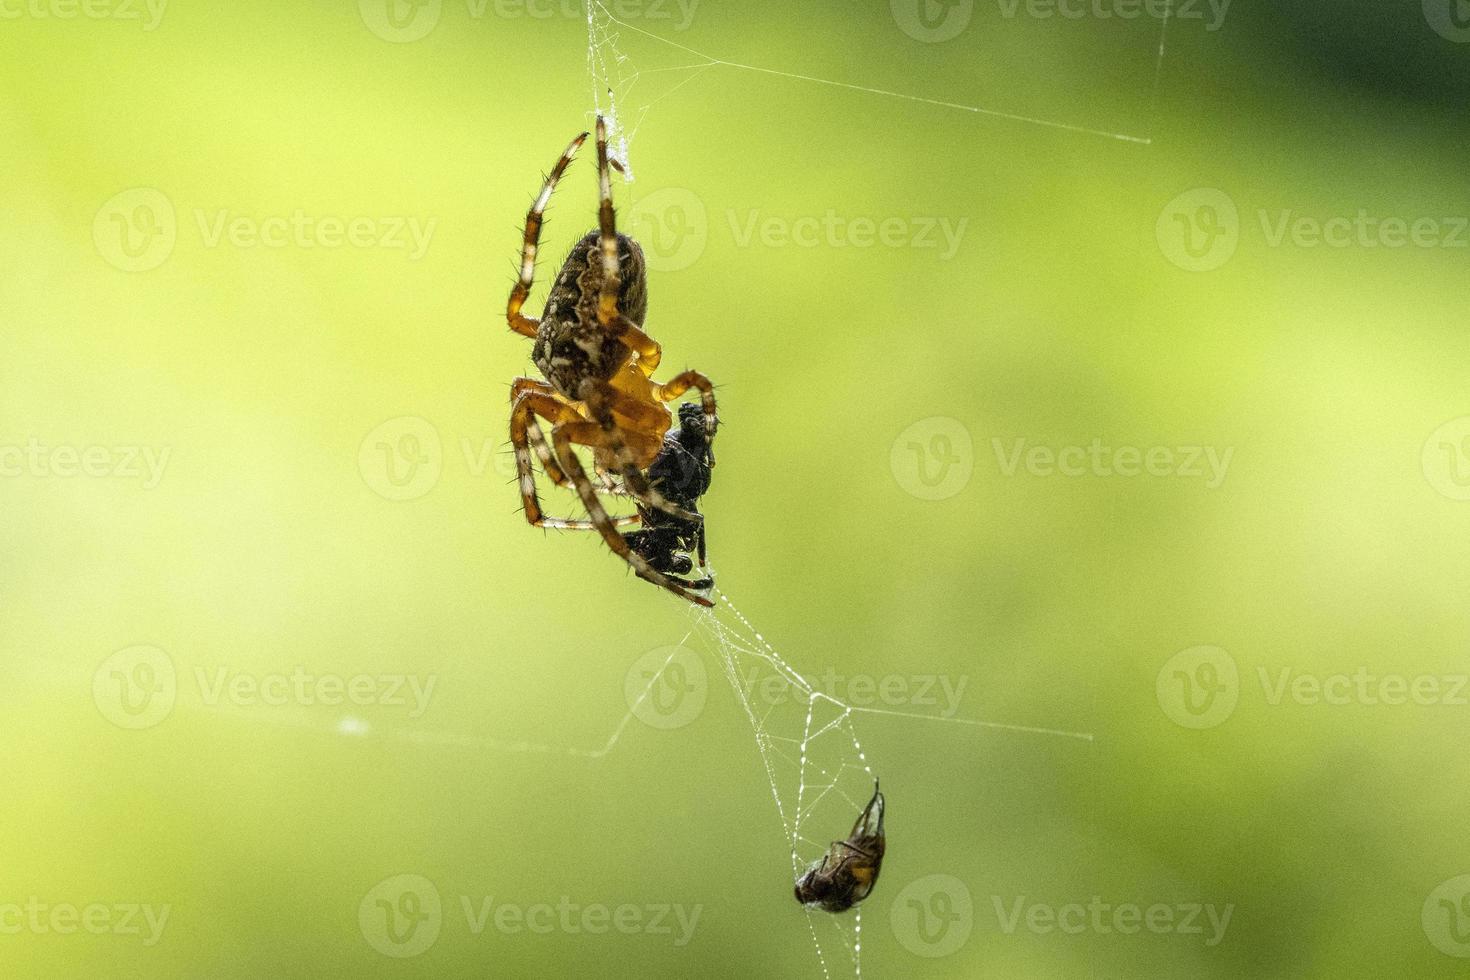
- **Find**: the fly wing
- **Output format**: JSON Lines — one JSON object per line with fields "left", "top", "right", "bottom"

{"left": 849, "top": 781, "right": 885, "bottom": 840}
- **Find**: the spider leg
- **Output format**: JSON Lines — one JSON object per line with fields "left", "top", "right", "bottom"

{"left": 507, "top": 130, "right": 589, "bottom": 339}
{"left": 654, "top": 369, "right": 719, "bottom": 444}
{"left": 579, "top": 380, "right": 703, "bottom": 524}
{"left": 512, "top": 377, "right": 634, "bottom": 495}
{"left": 592, "top": 116, "right": 663, "bottom": 376}
{"left": 510, "top": 381, "right": 636, "bottom": 530}
{"left": 549, "top": 422, "right": 714, "bottom": 608}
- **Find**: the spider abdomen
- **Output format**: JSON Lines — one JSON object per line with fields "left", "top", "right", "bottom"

{"left": 532, "top": 230, "right": 648, "bottom": 400}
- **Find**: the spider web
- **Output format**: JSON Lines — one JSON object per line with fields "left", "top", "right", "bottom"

{"left": 582, "top": 0, "right": 1175, "bottom": 183}
{"left": 687, "top": 587, "right": 1092, "bottom": 978}
{"left": 152, "top": 580, "right": 1094, "bottom": 975}
{"left": 575, "top": 3, "right": 1144, "bottom": 974}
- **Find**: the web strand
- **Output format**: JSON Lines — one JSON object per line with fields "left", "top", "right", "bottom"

{"left": 584, "top": 0, "right": 1174, "bottom": 157}
{"left": 685, "top": 584, "right": 1094, "bottom": 977}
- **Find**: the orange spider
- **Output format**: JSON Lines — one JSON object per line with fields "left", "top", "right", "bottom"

{"left": 507, "top": 116, "right": 718, "bottom": 607}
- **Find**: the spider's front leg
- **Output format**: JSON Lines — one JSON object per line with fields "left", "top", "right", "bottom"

{"left": 655, "top": 370, "right": 719, "bottom": 448}
{"left": 507, "top": 130, "right": 589, "bottom": 339}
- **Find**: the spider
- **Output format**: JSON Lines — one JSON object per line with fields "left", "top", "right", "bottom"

{"left": 507, "top": 116, "right": 718, "bottom": 607}
{"left": 794, "top": 781, "right": 887, "bottom": 914}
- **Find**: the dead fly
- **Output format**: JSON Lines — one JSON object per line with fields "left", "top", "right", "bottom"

{"left": 794, "top": 781, "right": 886, "bottom": 913}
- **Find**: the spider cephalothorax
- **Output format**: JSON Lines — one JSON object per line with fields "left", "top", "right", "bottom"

{"left": 507, "top": 117, "right": 718, "bottom": 606}
{"left": 794, "top": 781, "right": 887, "bottom": 914}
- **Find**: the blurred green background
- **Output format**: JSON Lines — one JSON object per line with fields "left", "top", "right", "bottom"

{"left": 3, "top": 0, "right": 1470, "bottom": 976}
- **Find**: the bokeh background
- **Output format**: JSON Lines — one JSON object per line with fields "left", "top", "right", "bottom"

{"left": 3, "top": 0, "right": 1469, "bottom": 976}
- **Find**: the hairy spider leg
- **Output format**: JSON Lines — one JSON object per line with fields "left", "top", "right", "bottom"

{"left": 579, "top": 379, "right": 702, "bottom": 524}
{"left": 510, "top": 379, "right": 637, "bottom": 530}
{"left": 507, "top": 131, "right": 589, "bottom": 339}
{"left": 593, "top": 116, "right": 663, "bottom": 377}
{"left": 549, "top": 420, "right": 714, "bottom": 607}
{"left": 654, "top": 370, "right": 719, "bottom": 446}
